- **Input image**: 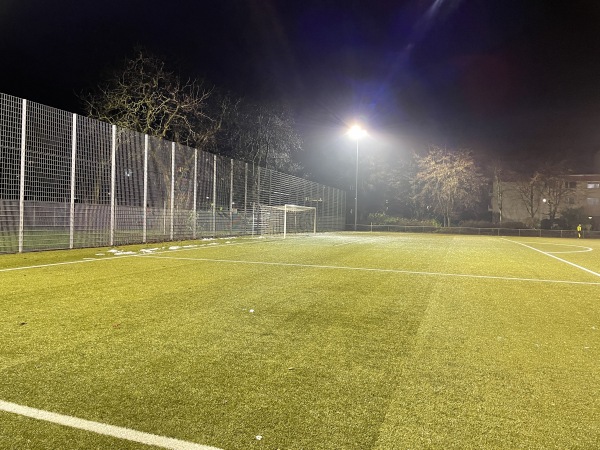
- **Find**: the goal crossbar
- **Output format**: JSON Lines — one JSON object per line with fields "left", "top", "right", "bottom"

{"left": 276, "top": 204, "right": 317, "bottom": 238}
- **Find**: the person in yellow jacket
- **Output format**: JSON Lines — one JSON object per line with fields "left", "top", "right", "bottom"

{"left": 577, "top": 223, "right": 582, "bottom": 238}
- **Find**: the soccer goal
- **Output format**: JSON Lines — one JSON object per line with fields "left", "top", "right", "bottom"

{"left": 271, "top": 204, "right": 317, "bottom": 238}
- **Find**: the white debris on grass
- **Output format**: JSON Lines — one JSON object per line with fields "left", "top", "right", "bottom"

{"left": 249, "top": 309, "right": 254, "bottom": 313}
{"left": 107, "top": 249, "right": 136, "bottom": 256}
{"left": 140, "top": 248, "right": 159, "bottom": 254}
{"left": 255, "top": 435, "right": 263, "bottom": 441}
{"left": 95, "top": 253, "right": 105, "bottom": 256}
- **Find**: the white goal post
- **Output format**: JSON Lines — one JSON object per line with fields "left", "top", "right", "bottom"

{"left": 277, "top": 204, "right": 317, "bottom": 238}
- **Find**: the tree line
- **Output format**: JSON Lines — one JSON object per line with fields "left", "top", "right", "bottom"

{"left": 80, "top": 49, "right": 302, "bottom": 175}
{"left": 80, "top": 49, "right": 582, "bottom": 228}
{"left": 361, "top": 147, "right": 582, "bottom": 229}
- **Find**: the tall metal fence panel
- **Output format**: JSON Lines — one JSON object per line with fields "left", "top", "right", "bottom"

{"left": 0, "top": 93, "right": 346, "bottom": 253}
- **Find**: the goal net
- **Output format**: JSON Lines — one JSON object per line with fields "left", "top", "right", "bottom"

{"left": 269, "top": 204, "right": 317, "bottom": 237}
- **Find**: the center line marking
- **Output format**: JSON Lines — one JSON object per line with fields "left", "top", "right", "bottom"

{"left": 140, "top": 254, "right": 600, "bottom": 286}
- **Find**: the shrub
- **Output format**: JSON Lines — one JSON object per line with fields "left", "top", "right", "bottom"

{"left": 367, "top": 213, "right": 440, "bottom": 227}
{"left": 497, "top": 221, "right": 528, "bottom": 229}
{"left": 458, "top": 220, "right": 496, "bottom": 228}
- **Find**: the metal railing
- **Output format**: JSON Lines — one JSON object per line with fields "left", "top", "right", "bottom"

{"left": 0, "top": 93, "right": 346, "bottom": 253}
{"left": 352, "top": 223, "right": 599, "bottom": 239}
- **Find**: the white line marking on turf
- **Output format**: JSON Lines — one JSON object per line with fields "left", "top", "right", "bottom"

{"left": 517, "top": 241, "right": 593, "bottom": 254}
{"left": 0, "top": 400, "right": 222, "bottom": 450}
{"left": 502, "top": 238, "right": 600, "bottom": 278}
{"left": 0, "top": 257, "right": 122, "bottom": 273}
{"left": 139, "top": 255, "right": 600, "bottom": 286}
{"left": 0, "top": 239, "right": 270, "bottom": 274}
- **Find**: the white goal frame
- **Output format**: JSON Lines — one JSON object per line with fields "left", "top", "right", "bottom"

{"left": 281, "top": 204, "right": 317, "bottom": 238}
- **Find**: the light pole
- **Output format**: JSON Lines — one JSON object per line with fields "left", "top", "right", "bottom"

{"left": 348, "top": 124, "right": 367, "bottom": 231}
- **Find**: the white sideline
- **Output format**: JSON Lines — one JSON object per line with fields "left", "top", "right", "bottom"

{"left": 139, "top": 254, "right": 600, "bottom": 286}
{"left": 502, "top": 238, "right": 600, "bottom": 278}
{"left": 0, "top": 400, "right": 222, "bottom": 450}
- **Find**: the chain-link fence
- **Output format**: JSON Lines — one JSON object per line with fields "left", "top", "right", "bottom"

{"left": 0, "top": 93, "right": 346, "bottom": 253}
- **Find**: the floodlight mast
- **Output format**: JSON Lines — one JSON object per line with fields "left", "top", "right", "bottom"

{"left": 348, "top": 125, "right": 367, "bottom": 231}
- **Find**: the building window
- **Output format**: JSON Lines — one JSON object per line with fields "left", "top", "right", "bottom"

{"left": 567, "top": 197, "right": 575, "bottom": 204}
{"left": 566, "top": 181, "right": 577, "bottom": 188}
{"left": 586, "top": 197, "right": 600, "bottom": 205}
{"left": 587, "top": 182, "right": 600, "bottom": 189}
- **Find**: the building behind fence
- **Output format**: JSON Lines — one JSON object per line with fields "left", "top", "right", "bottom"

{"left": 0, "top": 93, "right": 346, "bottom": 254}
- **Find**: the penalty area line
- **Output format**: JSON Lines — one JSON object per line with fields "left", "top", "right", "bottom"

{"left": 501, "top": 238, "right": 600, "bottom": 279}
{"left": 0, "top": 400, "right": 222, "bottom": 450}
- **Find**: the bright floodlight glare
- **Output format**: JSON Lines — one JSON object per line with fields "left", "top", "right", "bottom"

{"left": 348, "top": 124, "right": 367, "bottom": 140}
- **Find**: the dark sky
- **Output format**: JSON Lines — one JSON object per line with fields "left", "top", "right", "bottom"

{"left": 3, "top": 0, "right": 600, "bottom": 181}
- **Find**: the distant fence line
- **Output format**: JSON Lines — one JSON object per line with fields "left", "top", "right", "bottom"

{"left": 0, "top": 93, "right": 346, "bottom": 253}
{"left": 355, "top": 223, "right": 600, "bottom": 238}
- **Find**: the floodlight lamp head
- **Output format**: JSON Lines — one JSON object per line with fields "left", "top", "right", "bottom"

{"left": 348, "top": 124, "right": 367, "bottom": 140}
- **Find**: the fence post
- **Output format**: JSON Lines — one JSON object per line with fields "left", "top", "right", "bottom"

{"left": 212, "top": 154, "right": 217, "bottom": 236}
{"left": 69, "top": 113, "right": 77, "bottom": 249}
{"left": 257, "top": 164, "right": 261, "bottom": 206}
{"left": 18, "top": 99, "right": 27, "bottom": 253}
{"left": 283, "top": 204, "right": 287, "bottom": 239}
{"left": 110, "top": 125, "right": 116, "bottom": 247}
{"left": 193, "top": 148, "right": 198, "bottom": 239}
{"left": 143, "top": 134, "right": 148, "bottom": 243}
{"left": 230, "top": 158, "right": 234, "bottom": 234}
{"left": 244, "top": 162, "right": 248, "bottom": 233}
{"left": 269, "top": 170, "right": 272, "bottom": 205}
{"left": 170, "top": 142, "right": 175, "bottom": 240}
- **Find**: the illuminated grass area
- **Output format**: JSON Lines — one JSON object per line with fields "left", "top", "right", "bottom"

{"left": 1, "top": 233, "right": 599, "bottom": 449}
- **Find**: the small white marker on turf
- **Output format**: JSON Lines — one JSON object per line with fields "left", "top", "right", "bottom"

{"left": 249, "top": 309, "right": 254, "bottom": 313}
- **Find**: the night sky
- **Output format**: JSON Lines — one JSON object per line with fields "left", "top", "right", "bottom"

{"left": 3, "top": 0, "right": 600, "bottom": 182}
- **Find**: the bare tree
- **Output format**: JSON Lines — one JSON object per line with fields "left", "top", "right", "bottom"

{"left": 81, "top": 49, "right": 229, "bottom": 149}
{"left": 414, "top": 146, "right": 486, "bottom": 226}
{"left": 364, "top": 155, "right": 418, "bottom": 218}
{"left": 489, "top": 159, "right": 515, "bottom": 224}
{"left": 80, "top": 49, "right": 239, "bottom": 210}
{"left": 82, "top": 48, "right": 303, "bottom": 186}
{"left": 217, "top": 100, "right": 303, "bottom": 174}
{"left": 537, "top": 161, "right": 575, "bottom": 224}
{"left": 513, "top": 172, "right": 544, "bottom": 227}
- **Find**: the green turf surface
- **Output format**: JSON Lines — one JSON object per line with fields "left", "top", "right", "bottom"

{"left": 1, "top": 233, "right": 599, "bottom": 449}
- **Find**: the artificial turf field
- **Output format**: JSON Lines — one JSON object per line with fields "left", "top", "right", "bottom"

{"left": 0, "top": 232, "right": 599, "bottom": 449}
